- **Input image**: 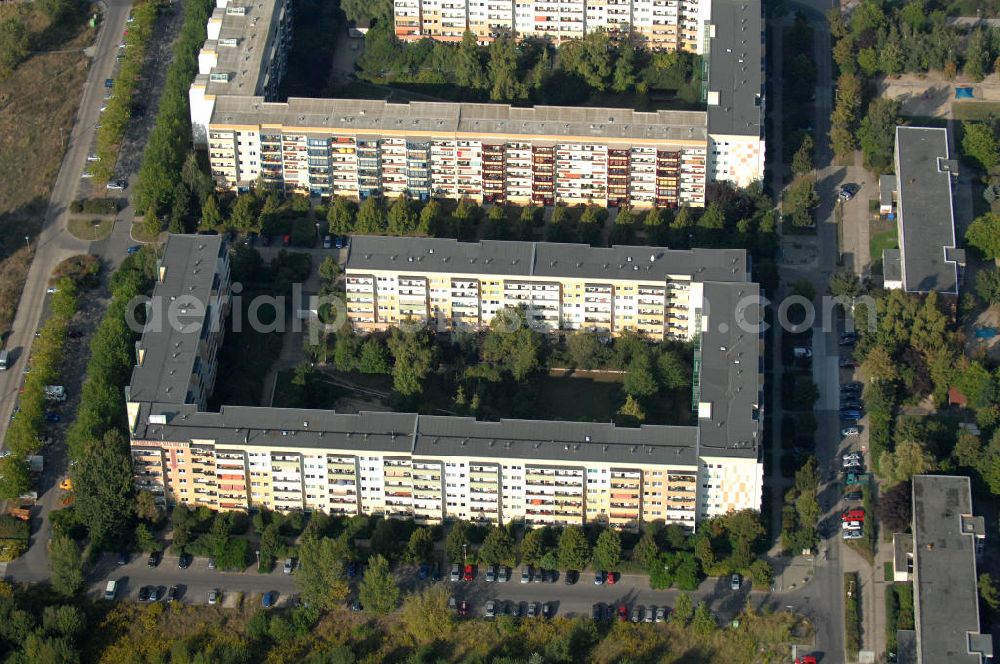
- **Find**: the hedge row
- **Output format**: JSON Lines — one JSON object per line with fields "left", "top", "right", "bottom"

{"left": 69, "top": 198, "right": 120, "bottom": 215}
{"left": 3, "top": 280, "right": 78, "bottom": 461}
{"left": 90, "top": 1, "right": 159, "bottom": 182}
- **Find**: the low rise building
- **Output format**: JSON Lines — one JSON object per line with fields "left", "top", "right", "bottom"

{"left": 882, "top": 126, "right": 964, "bottom": 294}
{"left": 127, "top": 235, "right": 763, "bottom": 530}
{"left": 893, "top": 475, "right": 992, "bottom": 663}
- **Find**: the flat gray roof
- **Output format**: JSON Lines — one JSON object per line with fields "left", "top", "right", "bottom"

{"left": 199, "top": 0, "right": 287, "bottom": 97}
{"left": 898, "top": 629, "right": 917, "bottom": 664}
{"left": 894, "top": 126, "right": 959, "bottom": 294}
{"left": 345, "top": 235, "right": 749, "bottom": 284}
{"left": 131, "top": 405, "right": 703, "bottom": 466}
{"left": 696, "top": 281, "right": 762, "bottom": 456}
{"left": 128, "top": 235, "right": 226, "bottom": 404}
{"left": 883, "top": 248, "right": 902, "bottom": 284}
{"left": 880, "top": 173, "right": 896, "bottom": 207}
{"left": 894, "top": 532, "right": 913, "bottom": 575}
{"left": 912, "top": 475, "right": 991, "bottom": 663}
{"left": 209, "top": 96, "right": 709, "bottom": 144}
{"left": 706, "top": 0, "right": 763, "bottom": 137}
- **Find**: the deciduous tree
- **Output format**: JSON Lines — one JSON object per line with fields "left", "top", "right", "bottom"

{"left": 592, "top": 528, "right": 621, "bottom": 571}
{"left": 295, "top": 534, "right": 349, "bottom": 610}
{"left": 557, "top": 526, "right": 591, "bottom": 571}
{"left": 359, "top": 554, "right": 399, "bottom": 615}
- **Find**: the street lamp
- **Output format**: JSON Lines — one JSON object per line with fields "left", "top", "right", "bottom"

{"left": 23, "top": 236, "right": 29, "bottom": 250}
{"left": 462, "top": 543, "right": 467, "bottom": 564}
{"left": 256, "top": 549, "right": 261, "bottom": 571}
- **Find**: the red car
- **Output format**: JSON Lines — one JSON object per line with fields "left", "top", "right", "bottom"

{"left": 606, "top": 572, "right": 617, "bottom": 585}
{"left": 617, "top": 604, "right": 628, "bottom": 622}
{"left": 282, "top": 234, "right": 291, "bottom": 247}
{"left": 841, "top": 509, "right": 865, "bottom": 521}
{"left": 794, "top": 657, "right": 817, "bottom": 664}
{"left": 463, "top": 564, "right": 473, "bottom": 582}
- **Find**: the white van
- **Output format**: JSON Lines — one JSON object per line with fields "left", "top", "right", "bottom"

{"left": 0, "top": 350, "right": 8, "bottom": 371}
{"left": 104, "top": 579, "right": 118, "bottom": 600}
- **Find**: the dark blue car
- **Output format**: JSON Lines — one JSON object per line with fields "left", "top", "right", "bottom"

{"left": 44, "top": 412, "right": 60, "bottom": 423}
{"left": 840, "top": 409, "right": 862, "bottom": 421}
{"left": 127, "top": 245, "right": 141, "bottom": 255}
{"left": 418, "top": 563, "right": 429, "bottom": 580}
{"left": 262, "top": 591, "right": 275, "bottom": 608}
{"left": 346, "top": 561, "right": 357, "bottom": 578}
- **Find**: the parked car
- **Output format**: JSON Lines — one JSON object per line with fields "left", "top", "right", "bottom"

{"left": 844, "top": 490, "right": 863, "bottom": 502}
{"left": 644, "top": 605, "right": 656, "bottom": 623}
{"left": 138, "top": 586, "right": 150, "bottom": 601}
{"left": 350, "top": 599, "right": 362, "bottom": 612}
{"left": 793, "top": 347, "right": 812, "bottom": 359}
{"left": 334, "top": 236, "right": 345, "bottom": 249}
{"left": 842, "top": 520, "right": 863, "bottom": 530}
{"left": 281, "top": 234, "right": 291, "bottom": 247}
{"left": 594, "top": 570, "right": 605, "bottom": 586}
{"left": 839, "top": 333, "right": 858, "bottom": 346}
{"left": 845, "top": 472, "right": 863, "bottom": 485}
{"left": 208, "top": 589, "right": 219, "bottom": 605}
{"left": 527, "top": 602, "right": 538, "bottom": 617}
{"left": 840, "top": 358, "right": 858, "bottom": 368}
{"left": 843, "top": 458, "right": 863, "bottom": 469}
{"left": 498, "top": 566, "right": 509, "bottom": 582}
{"left": 418, "top": 563, "right": 429, "bottom": 580}
{"left": 448, "top": 596, "right": 457, "bottom": 612}
{"left": 207, "top": 557, "right": 216, "bottom": 570}
{"left": 730, "top": 574, "right": 741, "bottom": 590}
{"left": 149, "top": 586, "right": 162, "bottom": 601}
{"left": 617, "top": 604, "right": 628, "bottom": 622}
{"left": 147, "top": 551, "right": 161, "bottom": 567}
{"left": 323, "top": 235, "right": 332, "bottom": 249}
{"left": 106, "top": 180, "right": 126, "bottom": 191}
{"left": 795, "top": 656, "right": 818, "bottom": 664}
{"left": 606, "top": 572, "right": 617, "bottom": 585}
{"left": 843, "top": 530, "right": 864, "bottom": 540}
{"left": 177, "top": 553, "right": 192, "bottom": 569}
{"left": 592, "top": 603, "right": 604, "bottom": 621}
{"left": 485, "top": 600, "right": 496, "bottom": 618}
{"left": 564, "top": 569, "right": 579, "bottom": 585}
{"left": 631, "top": 606, "right": 643, "bottom": 623}
{"left": 522, "top": 566, "right": 532, "bottom": 583}
{"left": 542, "top": 602, "right": 554, "bottom": 619}
{"left": 262, "top": 591, "right": 276, "bottom": 608}
{"left": 463, "top": 564, "right": 474, "bottom": 582}
{"left": 841, "top": 509, "right": 865, "bottom": 521}
{"left": 127, "top": 245, "right": 141, "bottom": 255}
{"left": 450, "top": 564, "right": 461, "bottom": 582}
{"left": 654, "top": 606, "right": 667, "bottom": 622}
{"left": 44, "top": 412, "right": 61, "bottom": 423}
{"left": 839, "top": 183, "right": 859, "bottom": 201}
{"left": 841, "top": 426, "right": 860, "bottom": 436}
{"left": 840, "top": 409, "right": 862, "bottom": 421}
{"left": 431, "top": 563, "right": 441, "bottom": 581}
{"left": 167, "top": 586, "right": 178, "bottom": 602}
{"left": 346, "top": 560, "right": 356, "bottom": 578}
{"left": 117, "top": 551, "right": 128, "bottom": 565}
{"left": 485, "top": 565, "right": 496, "bottom": 582}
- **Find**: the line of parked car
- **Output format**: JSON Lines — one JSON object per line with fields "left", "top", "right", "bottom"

{"left": 839, "top": 378, "right": 863, "bottom": 421}
{"left": 448, "top": 564, "right": 591, "bottom": 585}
